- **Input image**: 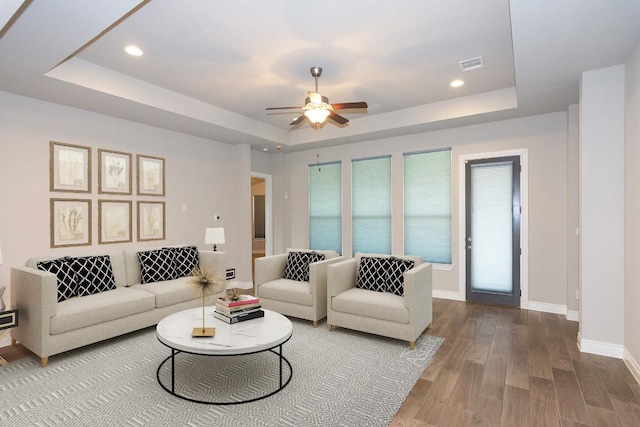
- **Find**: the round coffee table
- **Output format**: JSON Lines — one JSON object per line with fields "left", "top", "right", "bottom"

{"left": 156, "top": 307, "right": 293, "bottom": 405}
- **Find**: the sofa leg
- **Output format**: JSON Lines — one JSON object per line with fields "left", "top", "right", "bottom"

{"left": 409, "top": 341, "right": 415, "bottom": 351}
{"left": 313, "top": 320, "right": 318, "bottom": 328}
{"left": 327, "top": 324, "right": 333, "bottom": 332}
{"left": 40, "top": 357, "right": 48, "bottom": 368}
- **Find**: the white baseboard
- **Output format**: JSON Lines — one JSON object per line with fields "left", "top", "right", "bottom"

{"left": 566, "top": 310, "right": 579, "bottom": 322}
{"left": 434, "top": 294, "right": 580, "bottom": 321}
{"left": 528, "top": 301, "right": 566, "bottom": 315}
{"left": 578, "top": 332, "right": 624, "bottom": 359}
{"left": 432, "top": 290, "right": 465, "bottom": 301}
{"left": 528, "top": 301, "right": 579, "bottom": 322}
{"left": 623, "top": 348, "right": 640, "bottom": 385}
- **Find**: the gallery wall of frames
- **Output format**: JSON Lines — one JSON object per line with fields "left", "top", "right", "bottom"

{"left": 49, "top": 141, "right": 166, "bottom": 248}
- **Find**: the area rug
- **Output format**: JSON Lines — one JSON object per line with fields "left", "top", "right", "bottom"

{"left": 0, "top": 319, "right": 443, "bottom": 427}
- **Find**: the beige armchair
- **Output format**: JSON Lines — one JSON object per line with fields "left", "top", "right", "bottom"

{"left": 255, "top": 249, "right": 343, "bottom": 327}
{"left": 327, "top": 253, "right": 432, "bottom": 349}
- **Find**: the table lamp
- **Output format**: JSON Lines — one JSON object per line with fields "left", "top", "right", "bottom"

{"left": 204, "top": 227, "right": 225, "bottom": 251}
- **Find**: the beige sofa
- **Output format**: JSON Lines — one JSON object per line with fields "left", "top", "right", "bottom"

{"left": 255, "top": 249, "right": 343, "bottom": 327}
{"left": 10, "top": 247, "right": 225, "bottom": 367}
{"left": 327, "top": 253, "right": 432, "bottom": 349}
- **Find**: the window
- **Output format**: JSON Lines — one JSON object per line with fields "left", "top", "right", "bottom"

{"left": 309, "top": 162, "right": 342, "bottom": 254}
{"left": 404, "top": 149, "right": 452, "bottom": 263}
{"left": 352, "top": 156, "right": 391, "bottom": 255}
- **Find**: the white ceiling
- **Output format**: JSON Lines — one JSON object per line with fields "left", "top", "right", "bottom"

{"left": 1, "top": 0, "right": 639, "bottom": 152}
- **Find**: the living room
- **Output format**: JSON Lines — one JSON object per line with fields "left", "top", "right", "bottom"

{"left": 1, "top": 0, "right": 640, "bottom": 425}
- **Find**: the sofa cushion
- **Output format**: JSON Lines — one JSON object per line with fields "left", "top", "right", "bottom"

{"left": 258, "top": 278, "right": 314, "bottom": 306}
{"left": 166, "top": 245, "right": 199, "bottom": 278}
{"left": 130, "top": 278, "right": 200, "bottom": 308}
{"left": 71, "top": 255, "right": 117, "bottom": 297}
{"left": 283, "top": 251, "right": 325, "bottom": 282}
{"left": 138, "top": 249, "right": 177, "bottom": 284}
{"left": 36, "top": 256, "right": 78, "bottom": 302}
{"left": 28, "top": 252, "right": 128, "bottom": 287}
{"left": 331, "top": 287, "right": 409, "bottom": 324}
{"left": 50, "top": 287, "right": 156, "bottom": 335}
{"left": 387, "top": 257, "right": 415, "bottom": 296}
{"left": 356, "top": 256, "right": 390, "bottom": 292}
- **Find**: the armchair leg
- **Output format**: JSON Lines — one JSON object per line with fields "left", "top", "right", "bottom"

{"left": 327, "top": 324, "right": 333, "bottom": 332}
{"left": 313, "top": 320, "right": 318, "bottom": 328}
{"left": 40, "top": 357, "right": 48, "bottom": 368}
{"left": 409, "top": 341, "right": 416, "bottom": 350}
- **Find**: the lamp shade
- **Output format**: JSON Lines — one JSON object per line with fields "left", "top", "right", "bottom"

{"left": 204, "top": 227, "right": 225, "bottom": 245}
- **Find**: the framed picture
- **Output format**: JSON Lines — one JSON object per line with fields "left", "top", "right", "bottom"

{"left": 99, "top": 149, "right": 132, "bottom": 194}
{"left": 137, "top": 201, "right": 165, "bottom": 241}
{"left": 50, "top": 198, "right": 92, "bottom": 248}
{"left": 137, "top": 154, "right": 165, "bottom": 196}
{"left": 98, "top": 200, "right": 132, "bottom": 244}
{"left": 50, "top": 141, "right": 91, "bottom": 193}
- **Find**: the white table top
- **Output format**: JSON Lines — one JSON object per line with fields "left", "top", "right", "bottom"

{"left": 156, "top": 307, "right": 292, "bottom": 356}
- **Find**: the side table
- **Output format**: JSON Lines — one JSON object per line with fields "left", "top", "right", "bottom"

{"left": 0, "top": 308, "right": 19, "bottom": 366}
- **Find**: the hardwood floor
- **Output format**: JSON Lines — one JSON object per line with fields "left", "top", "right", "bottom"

{"left": 391, "top": 299, "right": 640, "bottom": 426}
{"left": 2, "top": 298, "right": 639, "bottom": 426}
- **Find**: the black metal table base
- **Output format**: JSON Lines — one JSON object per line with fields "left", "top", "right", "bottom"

{"left": 156, "top": 343, "right": 293, "bottom": 405}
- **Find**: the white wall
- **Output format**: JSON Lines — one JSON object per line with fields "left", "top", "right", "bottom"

{"left": 0, "top": 91, "right": 254, "bottom": 325}
{"left": 281, "top": 112, "right": 568, "bottom": 306}
{"left": 625, "top": 41, "right": 640, "bottom": 378}
{"left": 579, "top": 65, "right": 626, "bottom": 356}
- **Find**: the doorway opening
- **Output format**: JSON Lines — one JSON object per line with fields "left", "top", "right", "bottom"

{"left": 251, "top": 173, "right": 272, "bottom": 280}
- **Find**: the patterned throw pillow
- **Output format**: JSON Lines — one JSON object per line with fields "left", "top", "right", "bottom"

{"left": 71, "top": 255, "right": 117, "bottom": 297}
{"left": 138, "top": 249, "right": 177, "bottom": 284}
{"left": 356, "top": 257, "right": 391, "bottom": 292}
{"left": 165, "top": 246, "right": 199, "bottom": 278}
{"left": 386, "top": 257, "right": 415, "bottom": 296}
{"left": 283, "top": 251, "right": 325, "bottom": 282}
{"left": 36, "top": 256, "right": 78, "bottom": 302}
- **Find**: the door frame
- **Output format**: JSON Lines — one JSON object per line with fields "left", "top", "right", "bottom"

{"left": 458, "top": 149, "right": 529, "bottom": 308}
{"left": 251, "top": 172, "right": 273, "bottom": 256}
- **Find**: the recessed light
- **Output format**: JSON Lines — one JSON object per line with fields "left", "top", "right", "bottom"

{"left": 263, "top": 148, "right": 268, "bottom": 152}
{"left": 450, "top": 79, "right": 464, "bottom": 88}
{"left": 125, "top": 45, "right": 143, "bottom": 56}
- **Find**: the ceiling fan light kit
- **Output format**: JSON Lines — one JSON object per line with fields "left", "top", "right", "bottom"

{"left": 266, "top": 66, "right": 368, "bottom": 127}
{"left": 304, "top": 108, "right": 331, "bottom": 124}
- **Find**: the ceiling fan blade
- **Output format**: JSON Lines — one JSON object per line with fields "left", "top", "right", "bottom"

{"left": 290, "top": 115, "right": 306, "bottom": 126}
{"left": 332, "top": 102, "right": 368, "bottom": 110}
{"left": 328, "top": 111, "right": 349, "bottom": 125}
{"left": 266, "top": 106, "right": 302, "bottom": 110}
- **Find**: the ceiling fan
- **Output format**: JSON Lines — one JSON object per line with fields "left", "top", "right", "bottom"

{"left": 266, "top": 66, "right": 368, "bottom": 126}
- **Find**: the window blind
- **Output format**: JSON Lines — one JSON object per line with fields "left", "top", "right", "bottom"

{"left": 352, "top": 156, "right": 391, "bottom": 255}
{"left": 309, "top": 162, "right": 342, "bottom": 254}
{"left": 403, "top": 149, "right": 452, "bottom": 263}
{"left": 470, "top": 161, "right": 513, "bottom": 292}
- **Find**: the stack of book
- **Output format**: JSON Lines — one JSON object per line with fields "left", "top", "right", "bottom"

{"left": 214, "top": 295, "right": 264, "bottom": 324}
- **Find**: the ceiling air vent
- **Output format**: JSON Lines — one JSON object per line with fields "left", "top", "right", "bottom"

{"left": 459, "top": 56, "right": 484, "bottom": 71}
